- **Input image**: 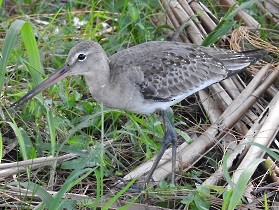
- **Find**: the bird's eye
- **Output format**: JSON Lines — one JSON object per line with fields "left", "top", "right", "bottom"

{"left": 78, "top": 54, "right": 86, "bottom": 61}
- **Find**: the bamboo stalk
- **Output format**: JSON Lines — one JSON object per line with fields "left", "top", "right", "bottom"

{"left": 231, "top": 90, "right": 279, "bottom": 187}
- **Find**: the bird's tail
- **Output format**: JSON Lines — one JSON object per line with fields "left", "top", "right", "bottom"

{"left": 218, "top": 49, "right": 267, "bottom": 76}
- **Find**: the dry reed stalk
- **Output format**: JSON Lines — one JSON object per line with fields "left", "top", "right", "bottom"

{"left": 257, "top": 0, "right": 279, "bottom": 24}
{"left": 219, "top": 0, "right": 260, "bottom": 28}
{"left": 230, "top": 88, "right": 279, "bottom": 187}
{"left": 0, "top": 154, "right": 77, "bottom": 178}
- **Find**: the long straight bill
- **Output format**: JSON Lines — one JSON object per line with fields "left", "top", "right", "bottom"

{"left": 12, "top": 66, "right": 69, "bottom": 107}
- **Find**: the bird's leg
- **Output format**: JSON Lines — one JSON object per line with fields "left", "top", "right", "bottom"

{"left": 144, "top": 108, "right": 177, "bottom": 186}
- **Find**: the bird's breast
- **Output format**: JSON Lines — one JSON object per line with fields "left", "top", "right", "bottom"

{"left": 86, "top": 77, "right": 145, "bottom": 113}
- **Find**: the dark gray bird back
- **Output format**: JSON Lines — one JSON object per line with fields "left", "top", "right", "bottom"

{"left": 109, "top": 41, "right": 266, "bottom": 102}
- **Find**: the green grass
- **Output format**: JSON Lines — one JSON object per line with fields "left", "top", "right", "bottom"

{"left": 0, "top": 1, "right": 164, "bottom": 208}
{"left": 0, "top": 0, "right": 278, "bottom": 209}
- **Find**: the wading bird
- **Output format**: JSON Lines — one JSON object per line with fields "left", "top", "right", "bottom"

{"left": 13, "top": 41, "right": 265, "bottom": 185}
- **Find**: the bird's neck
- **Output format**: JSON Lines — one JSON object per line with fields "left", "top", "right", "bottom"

{"left": 83, "top": 58, "right": 111, "bottom": 101}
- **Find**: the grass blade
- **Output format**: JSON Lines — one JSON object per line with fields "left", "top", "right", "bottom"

{"left": 202, "top": 0, "right": 264, "bottom": 46}
{"left": 50, "top": 167, "right": 96, "bottom": 209}
{"left": 228, "top": 158, "right": 264, "bottom": 210}
{"left": 7, "top": 121, "right": 28, "bottom": 160}
{"left": 20, "top": 182, "right": 54, "bottom": 208}
{"left": 20, "top": 22, "right": 43, "bottom": 85}
{"left": 94, "top": 169, "right": 102, "bottom": 210}
{"left": 0, "top": 20, "right": 25, "bottom": 93}
{"left": 222, "top": 152, "right": 235, "bottom": 188}
{"left": 226, "top": 0, "right": 264, "bottom": 20}
{"left": 0, "top": 131, "right": 2, "bottom": 163}
{"left": 247, "top": 142, "right": 279, "bottom": 160}
{"left": 102, "top": 179, "right": 136, "bottom": 210}
{"left": 222, "top": 189, "right": 232, "bottom": 210}
{"left": 46, "top": 108, "right": 56, "bottom": 156}
{"left": 0, "top": 19, "right": 43, "bottom": 94}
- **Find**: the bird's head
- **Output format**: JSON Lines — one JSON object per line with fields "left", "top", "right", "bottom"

{"left": 12, "top": 41, "right": 106, "bottom": 107}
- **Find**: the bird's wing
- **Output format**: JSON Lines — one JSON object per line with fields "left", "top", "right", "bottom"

{"left": 137, "top": 48, "right": 228, "bottom": 101}
{"left": 109, "top": 41, "right": 264, "bottom": 102}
